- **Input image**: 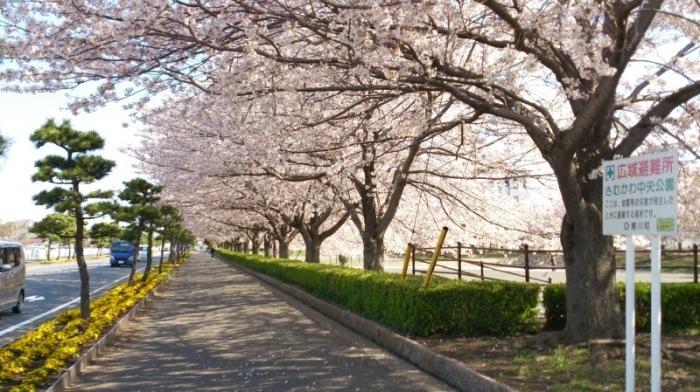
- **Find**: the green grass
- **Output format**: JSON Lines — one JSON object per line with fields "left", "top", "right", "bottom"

{"left": 634, "top": 255, "right": 698, "bottom": 271}
{"left": 511, "top": 345, "right": 699, "bottom": 391}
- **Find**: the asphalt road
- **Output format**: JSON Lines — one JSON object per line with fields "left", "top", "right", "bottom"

{"left": 0, "top": 258, "right": 158, "bottom": 346}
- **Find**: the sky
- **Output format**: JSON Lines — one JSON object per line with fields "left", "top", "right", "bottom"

{"left": 0, "top": 89, "right": 144, "bottom": 223}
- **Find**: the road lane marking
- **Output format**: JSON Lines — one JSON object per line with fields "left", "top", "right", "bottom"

{"left": 25, "top": 296, "right": 45, "bottom": 302}
{"left": 0, "top": 267, "right": 145, "bottom": 338}
{"left": 26, "top": 264, "right": 106, "bottom": 277}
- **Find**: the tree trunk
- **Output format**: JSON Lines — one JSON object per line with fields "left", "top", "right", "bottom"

{"left": 272, "top": 240, "right": 278, "bottom": 258}
{"left": 73, "top": 211, "right": 90, "bottom": 320}
{"left": 263, "top": 236, "right": 271, "bottom": 258}
{"left": 305, "top": 242, "right": 321, "bottom": 263}
{"left": 158, "top": 239, "right": 165, "bottom": 274}
{"left": 46, "top": 239, "right": 52, "bottom": 261}
{"left": 75, "top": 232, "right": 90, "bottom": 320}
{"left": 299, "top": 232, "right": 322, "bottom": 263}
{"left": 251, "top": 238, "right": 260, "bottom": 255}
{"left": 168, "top": 239, "right": 175, "bottom": 261}
{"left": 362, "top": 234, "right": 384, "bottom": 270}
{"left": 560, "top": 199, "right": 623, "bottom": 343}
{"left": 243, "top": 241, "right": 249, "bottom": 253}
{"left": 278, "top": 241, "right": 290, "bottom": 259}
{"left": 142, "top": 230, "right": 154, "bottom": 282}
{"left": 129, "top": 227, "right": 142, "bottom": 285}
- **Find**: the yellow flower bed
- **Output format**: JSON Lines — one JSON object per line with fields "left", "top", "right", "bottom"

{"left": 0, "top": 258, "right": 187, "bottom": 392}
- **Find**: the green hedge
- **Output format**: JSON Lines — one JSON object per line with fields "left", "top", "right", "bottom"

{"left": 218, "top": 250, "right": 540, "bottom": 337}
{"left": 543, "top": 283, "right": 700, "bottom": 332}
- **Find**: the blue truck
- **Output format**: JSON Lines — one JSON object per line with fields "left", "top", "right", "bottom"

{"left": 109, "top": 240, "right": 135, "bottom": 267}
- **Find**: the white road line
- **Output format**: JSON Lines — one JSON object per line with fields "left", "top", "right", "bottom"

{"left": 26, "top": 264, "right": 105, "bottom": 277}
{"left": 0, "top": 267, "right": 145, "bottom": 337}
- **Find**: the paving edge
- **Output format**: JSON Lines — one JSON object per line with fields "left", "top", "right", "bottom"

{"left": 44, "top": 263, "right": 184, "bottom": 392}
{"left": 226, "top": 260, "right": 515, "bottom": 392}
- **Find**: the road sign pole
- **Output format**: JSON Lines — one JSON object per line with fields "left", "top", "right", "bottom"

{"left": 650, "top": 236, "right": 662, "bottom": 392}
{"left": 603, "top": 150, "right": 677, "bottom": 392}
{"left": 625, "top": 236, "right": 636, "bottom": 392}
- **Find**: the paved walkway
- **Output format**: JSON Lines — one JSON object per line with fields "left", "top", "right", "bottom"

{"left": 67, "top": 254, "right": 452, "bottom": 391}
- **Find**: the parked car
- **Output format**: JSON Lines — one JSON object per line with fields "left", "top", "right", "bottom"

{"left": 109, "top": 240, "right": 134, "bottom": 267}
{"left": 0, "top": 241, "right": 26, "bottom": 313}
{"left": 138, "top": 245, "right": 148, "bottom": 262}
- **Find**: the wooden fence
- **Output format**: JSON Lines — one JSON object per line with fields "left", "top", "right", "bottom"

{"left": 410, "top": 243, "right": 699, "bottom": 284}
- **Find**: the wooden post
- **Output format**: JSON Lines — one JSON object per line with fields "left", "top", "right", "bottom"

{"left": 694, "top": 244, "right": 698, "bottom": 284}
{"left": 422, "top": 227, "right": 449, "bottom": 288}
{"left": 480, "top": 261, "right": 484, "bottom": 281}
{"left": 457, "top": 242, "right": 462, "bottom": 280}
{"left": 401, "top": 243, "right": 413, "bottom": 279}
{"left": 523, "top": 244, "right": 530, "bottom": 283}
{"left": 411, "top": 245, "right": 416, "bottom": 276}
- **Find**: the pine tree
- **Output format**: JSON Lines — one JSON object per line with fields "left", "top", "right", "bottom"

{"left": 29, "top": 213, "right": 75, "bottom": 261}
{"left": 116, "top": 178, "right": 162, "bottom": 285}
{"left": 31, "top": 119, "right": 115, "bottom": 320}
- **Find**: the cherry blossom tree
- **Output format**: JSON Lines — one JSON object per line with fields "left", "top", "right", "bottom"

{"left": 678, "top": 168, "right": 700, "bottom": 243}
{"left": 3, "top": 0, "right": 699, "bottom": 343}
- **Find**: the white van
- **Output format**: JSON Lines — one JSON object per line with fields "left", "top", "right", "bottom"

{"left": 0, "top": 241, "right": 25, "bottom": 314}
{"left": 138, "top": 245, "right": 148, "bottom": 262}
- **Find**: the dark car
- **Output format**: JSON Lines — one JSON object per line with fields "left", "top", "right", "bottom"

{"left": 110, "top": 240, "right": 135, "bottom": 267}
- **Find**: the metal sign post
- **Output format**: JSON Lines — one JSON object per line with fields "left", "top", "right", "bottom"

{"left": 625, "top": 236, "right": 635, "bottom": 392}
{"left": 650, "top": 236, "right": 662, "bottom": 392}
{"left": 602, "top": 150, "right": 678, "bottom": 392}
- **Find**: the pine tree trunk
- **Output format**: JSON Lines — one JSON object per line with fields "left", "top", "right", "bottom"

{"left": 158, "top": 240, "right": 165, "bottom": 274}
{"left": 128, "top": 228, "right": 142, "bottom": 285}
{"left": 75, "top": 237, "right": 90, "bottom": 320}
{"left": 142, "top": 230, "right": 154, "bottom": 282}
{"left": 168, "top": 239, "right": 175, "bottom": 261}
{"left": 73, "top": 200, "right": 90, "bottom": 320}
{"left": 47, "top": 239, "right": 52, "bottom": 261}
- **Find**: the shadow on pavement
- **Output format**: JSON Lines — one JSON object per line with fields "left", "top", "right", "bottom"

{"left": 67, "top": 255, "right": 451, "bottom": 391}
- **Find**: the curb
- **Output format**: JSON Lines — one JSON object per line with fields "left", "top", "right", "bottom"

{"left": 224, "top": 259, "right": 514, "bottom": 392}
{"left": 44, "top": 263, "right": 183, "bottom": 392}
